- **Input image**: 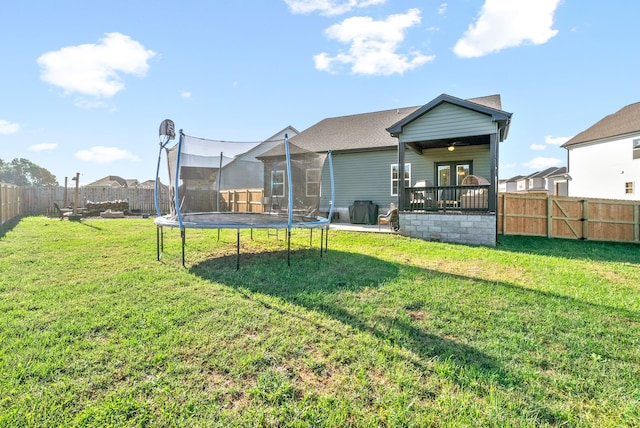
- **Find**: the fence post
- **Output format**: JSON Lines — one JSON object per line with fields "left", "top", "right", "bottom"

{"left": 502, "top": 193, "right": 508, "bottom": 235}
{"left": 635, "top": 203, "right": 640, "bottom": 243}
{"left": 547, "top": 195, "right": 552, "bottom": 238}
{"left": 581, "top": 200, "right": 588, "bottom": 241}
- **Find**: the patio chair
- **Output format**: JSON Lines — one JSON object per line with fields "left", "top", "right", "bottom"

{"left": 378, "top": 203, "right": 399, "bottom": 231}
{"left": 53, "top": 203, "right": 66, "bottom": 220}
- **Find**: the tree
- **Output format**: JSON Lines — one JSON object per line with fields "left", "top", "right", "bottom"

{"left": 0, "top": 158, "right": 58, "bottom": 186}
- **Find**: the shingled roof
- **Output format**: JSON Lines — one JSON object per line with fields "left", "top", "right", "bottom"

{"left": 288, "top": 106, "right": 421, "bottom": 153}
{"left": 287, "top": 94, "right": 506, "bottom": 153}
{"left": 562, "top": 102, "right": 640, "bottom": 148}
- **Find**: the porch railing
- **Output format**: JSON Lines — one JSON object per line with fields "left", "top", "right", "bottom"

{"left": 403, "top": 184, "right": 491, "bottom": 212}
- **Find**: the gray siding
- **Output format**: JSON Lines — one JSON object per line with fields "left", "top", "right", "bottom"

{"left": 320, "top": 149, "right": 397, "bottom": 210}
{"left": 320, "top": 145, "right": 491, "bottom": 213}
{"left": 399, "top": 103, "right": 498, "bottom": 143}
{"left": 411, "top": 145, "right": 491, "bottom": 184}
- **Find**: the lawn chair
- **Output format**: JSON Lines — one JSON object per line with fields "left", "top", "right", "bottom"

{"left": 378, "top": 203, "right": 399, "bottom": 231}
{"left": 53, "top": 203, "right": 65, "bottom": 220}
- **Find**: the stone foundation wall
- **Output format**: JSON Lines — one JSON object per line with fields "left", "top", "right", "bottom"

{"left": 400, "top": 212, "right": 496, "bottom": 246}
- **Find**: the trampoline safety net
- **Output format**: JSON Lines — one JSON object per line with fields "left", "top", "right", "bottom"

{"left": 155, "top": 132, "right": 334, "bottom": 230}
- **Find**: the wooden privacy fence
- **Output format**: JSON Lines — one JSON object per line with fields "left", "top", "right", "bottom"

{"left": 1, "top": 182, "right": 21, "bottom": 227}
{"left": 19, "top": 186, "right": 172, "bottom": 216}
{"left": 219, "top": 188, "right": 265, "bottom": 213}
{"left": 498, "top": 193, "right": 640, "bottom": 243}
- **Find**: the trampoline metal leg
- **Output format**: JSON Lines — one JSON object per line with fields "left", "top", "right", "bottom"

{"left": 156, "top": 226, "right": 161, "bottom": 261}
{"left": 287, "top": 229, "right": 291, "bottom": 267}
{"left": 181, "top": 228, "right": 186, "bottom": 268}
{"left": 236, "top": 229, "right": 240, "bottom": 271}
{"left": 324, "top": 226, "right": 329, "bottom": 255}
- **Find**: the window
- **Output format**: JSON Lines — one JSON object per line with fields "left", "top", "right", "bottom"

{"left": 391, "top": 163, "right": 411, "bottom": 196}
{"left": 633, "top": 139, "right": 640, "bottom": 160}
{"left": 271, "top": 170, "right": 285, "bottom": 197}
{"left": 625, "top": 182, "right": 634, "bottom": 194}
{"left": 306, "top": 168, "right": 321, "bottom": 197}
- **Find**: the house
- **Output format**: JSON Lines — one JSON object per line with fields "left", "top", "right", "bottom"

{"left": 499, "top": 175, "right": 524, "bottom": 193}
{"left": 273, "top": 93, "right": 512, "bottom": 245}
{"left": 85, "top": 175, "right": 139, "bottom": 188}
{"left": 218, "top": 126, "right": 298, "bottom": 191}
{"left": 514, "top": 167, "right": 567, "bottom": 194}
{"left": 562, "top": 101, "right": 640, "bottom": 200}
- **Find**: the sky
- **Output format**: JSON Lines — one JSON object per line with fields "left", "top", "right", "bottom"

{"left": 1, "top": 0, "right": 639, "bottom": 185}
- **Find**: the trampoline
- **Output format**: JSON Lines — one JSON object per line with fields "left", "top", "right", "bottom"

{"left": 153, "top": 120, "right": 335, "bottom": 267}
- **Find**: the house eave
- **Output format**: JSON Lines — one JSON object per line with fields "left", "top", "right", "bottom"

{"left": 386, "top": 93, "right": 513, "bottom": 141}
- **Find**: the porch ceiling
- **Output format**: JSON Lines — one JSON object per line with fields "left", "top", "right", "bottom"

{"left": 406, "top": 134, "right": 489, "bottom": 154}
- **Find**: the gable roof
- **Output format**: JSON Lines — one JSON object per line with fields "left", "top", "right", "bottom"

{"left": 521, "top": 167, "right": 566, "bottom": 180}
{"left": 85, "top": 175, "right": 129, "bottom": 187}
{"left": 562, "top": 102, "right": 640, "bottom": 147}
{"left": 286, "top": 94, "right": 509, "bottom": 154}
{"left": 288, "top": 106, "right": 421, "bottom": 153}
{"left": 387, "top": 94, "right": 512, "bottom": 141}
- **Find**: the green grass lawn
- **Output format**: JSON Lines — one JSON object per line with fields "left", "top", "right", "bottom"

{"left": 1, "top": 216, "right": 639, "bottom": 427}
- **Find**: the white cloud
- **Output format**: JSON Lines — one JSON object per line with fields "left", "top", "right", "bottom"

{"left": 544, "top": 135, "right": 571, "bottom": 145}
{"left": 28, "top": 143, "right": 58, "bottom": 152}
{"left": 74, "top": 98, "right": 109, "bottom": 109}
{"left": 453, "top": 0, "right": 561, "bottom": 58}
{"left": 314, "top": 8, "right": 434, "bottom": 75}
{"left": 37, "top": 32, "right": 156, "bottom": 98}
{"left": 438, "top": 3, "right": 448, "bottom": 15}
{"left": 75, "top": 146, "right": 140, "bottom": 163}
{"left": 0, "top": 120, "right": 20, "bottom": 135}
{"left": 180, "top": 91, "right": 192, "bottom": 99}
{"left": 524, "top": 156, "right": 562, "bottom": 169}
{"left": 284, "top": 0, "right": 386, "bottom": 16}
{"left": 530, "top": 144, "right": 546, "bottom": 151}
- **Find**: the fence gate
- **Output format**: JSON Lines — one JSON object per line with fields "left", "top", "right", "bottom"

{"left": 549, "top": 197, "right": 584, "bottom": 239}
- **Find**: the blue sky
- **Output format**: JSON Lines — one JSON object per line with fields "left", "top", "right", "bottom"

{"left": 1, "top": 0, "right": 638, "bottom": 185}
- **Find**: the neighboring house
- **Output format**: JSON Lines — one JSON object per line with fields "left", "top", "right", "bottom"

{"left": 546, "top": 168, "right": 569, "bottom": 196}
{"left": 499, "top": 175, "right": 524, "bottom": 193}
{"left": 218, "top": 126, "right": 298, "bottom": 191}
{"left": 261, "top": 93, "right": 512, "bottom": 245}
{"left": 561, "top": 102, "right": 640, "bottom": 200}
{"left": 85, "top": 176, "right": 139, "bottom": 188}
{"left": 515, "top": 167, "right": 567, "bottom": 194}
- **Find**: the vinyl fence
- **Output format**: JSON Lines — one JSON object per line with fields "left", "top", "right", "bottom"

{"left": 498, "top": 193, "right": 640, "bottom": 243}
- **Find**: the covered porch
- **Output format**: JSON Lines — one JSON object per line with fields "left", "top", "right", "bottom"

{"left": 386, "top": 94, "right": 512, "bottom": 245}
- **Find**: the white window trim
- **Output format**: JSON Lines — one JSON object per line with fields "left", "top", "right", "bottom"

{"left": 271, "top": 170, "right": 285, "bottom": 197}
{"left": 306, "top": 168, "right": 321, "bottom": 197}
{"left": 391, "top": 163, "right": 411, "bottom": 196}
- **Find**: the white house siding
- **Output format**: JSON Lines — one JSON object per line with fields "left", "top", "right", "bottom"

{"left": 567, "top": 135, "right": 640, "bottom": 200}
{"left": 399, "top": 103, "right": 497, "bottom": 143}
